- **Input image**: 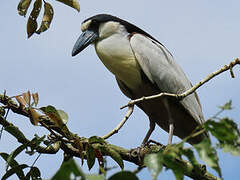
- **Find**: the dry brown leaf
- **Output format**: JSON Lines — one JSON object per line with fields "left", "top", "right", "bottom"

{"left": 36, "top": 2, "right": 54, "bottom": 34}
{"left": 74, "top": 138, "right": 84, "bottom": 165}
{"left": 29, "top": 108, "right": 41, "bottom": 125}
{"left": 56, "top": 0, "right": 80, "bottom": 12}
{"left": 32, "top": 92, "right": 39, "bottom": 106}
{"left": 15, "top": 96, "right": 27, "bottom": 107}
{"left": 22, "top": 91, "right": 31, "bottom": 106}
{"left": 30, "top": 0, "right": 42, "bottom": 19}
{"left": 26, "top": 0, "right": 42, "bottom": 38}
{"left": 27, "top": 17, "right": 38, "bottom": 38}
{"left": 17, "top": 0, "right": 32, "bottom": 16}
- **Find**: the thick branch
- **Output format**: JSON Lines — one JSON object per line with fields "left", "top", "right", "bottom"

{"left": 0, "top": 98, "right": 219, "bottom": 180}
{"left": 56, "top": 140, "right": 219, "bottom": 180}
{"left": 121, "top": 58, "right": 240, "bottom": 109}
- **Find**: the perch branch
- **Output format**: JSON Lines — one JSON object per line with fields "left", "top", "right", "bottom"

{"left": 102, "top": 105, "right": 134, "bottom": 139}
{"left": 0, "top": 94, "right": 220, "bottom": 180}
{"left": 121, "top": 58, "right": 240, "bottom": 109}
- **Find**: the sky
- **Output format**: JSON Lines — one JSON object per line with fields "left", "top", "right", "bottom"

{"left": 1, "top": 0, "right": 240, "bottom": 179}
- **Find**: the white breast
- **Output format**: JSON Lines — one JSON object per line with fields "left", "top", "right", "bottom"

{"left": 95, "top": 33, "right": 142, "bottom": 90}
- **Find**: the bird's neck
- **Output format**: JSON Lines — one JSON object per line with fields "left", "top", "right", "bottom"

{"left": 95, "top": 33, "right": 142, "bottom": 90}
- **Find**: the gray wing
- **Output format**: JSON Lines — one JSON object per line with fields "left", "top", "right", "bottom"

{"left": 130, "top": 34, "right": 204, "bottom": 125}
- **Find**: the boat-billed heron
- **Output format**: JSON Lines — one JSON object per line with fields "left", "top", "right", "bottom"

{"left": 72, "top": 14, "right": 207, "bottom": 145}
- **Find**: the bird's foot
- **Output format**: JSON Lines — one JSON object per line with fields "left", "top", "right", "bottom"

{"left": 145, "top": 139, "right": 163, "bottom": 146}
{"left": 132, "top": 140, "right": 163, "bottom": 164}
{"left": 136, "top": 144, "right": 146, "bottom": 163}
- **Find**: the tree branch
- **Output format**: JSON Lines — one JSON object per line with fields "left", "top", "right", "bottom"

{"left": 0, "top": 94, "right": 220, "bottom": 180}
{"left": 121, "top": 58, "right": 240, "bottom": 109}
{"left": 3, "top": 57, "right": 237, "bottom": 180}
{"left": 102, "top": 105, "right": 134, "bottom": 139}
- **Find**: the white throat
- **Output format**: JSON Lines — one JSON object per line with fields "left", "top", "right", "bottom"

{"left": 95, "top": 23, "right": 142, "bottom": 90}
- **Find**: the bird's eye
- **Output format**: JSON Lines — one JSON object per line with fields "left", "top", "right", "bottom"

{"left": 91, "top": 20, "right": 98, "bottom": 26}
{"left": 89, "top": 20, "right": 99, "bottom": 31}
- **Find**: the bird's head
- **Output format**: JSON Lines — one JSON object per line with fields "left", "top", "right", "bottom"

{"left": 72, "top": 14, "right": 158, "bottom": 57}
{"left": 72, "top": 14, "right": 126, "bottom": 56}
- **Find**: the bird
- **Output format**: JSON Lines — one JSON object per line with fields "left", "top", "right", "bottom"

{"left": 72, "top": 14, "right": 207, "bottom": 145}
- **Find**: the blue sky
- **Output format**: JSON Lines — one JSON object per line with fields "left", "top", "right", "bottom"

{"left": 1, "top": 0, "right": 240, "bottom": 179}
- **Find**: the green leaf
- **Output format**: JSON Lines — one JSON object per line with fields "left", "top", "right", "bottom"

{"left": 51, "top": 158, "right": 85, "bottom": 180}
{"left": 205, "top": 118, "right": 239, "bottom": 142}
{"left": 217, "top": 143, "right": 240, "bottom": 156}
{"left": 31, "top": 135, "right": 46, "bottom": 148}
{"left": 86, "top": 145, "right": 96, "bottom": 170}
{"left": 144, "top": 153, "right": 162, "bottom": 180}
{"left": 181, "top": 148, "right": 198, "bottom": 167}
{"left": 0, "top": 106, "right": 5, "bottom": 116}
{"left": 2, "top": 164, "right": 29, "bottom": 180}
{"left": 161, "top": 144, "right": 185, "bottom": 180}
{"left": 162, "top": 144, "right": 182, "bottom": 168}
{"left": 205, "top": 118, "right": 240, "bottom": 155}
{"left": 194, "top": 139, "right": 222, "bottom": 177}
{"left": 103, "top": 146, "right": 124, "bottom": 169}
{"left": 172, "top": 169, "right": 184, "bottom": 180}
{"left": 6, "top": 143, "right": 29, "bottom": 170}
{"left": 4, "top": 125, "right": 27, "bottom": 142}
{"left": 108, "top": 171, "right": 139, "bottom": 180}
{"left": 26, "top": 166, "right": 41, "bottom": 179}
{"left": 89, "top": 136, "right": 106, "bottom": 144}
{"left": 86, "top": 174, "right": 105, "bottom": 180}
{"left": 218, "top": 100, "right": 232, "bottom": 110}
{"left": 57, "top": 110, "right": 69, "bottom": 124}
{"left": 0, "top": 153, "right": 25, "bottom": 179}
{"left": 56, "top": 0, "right": 80, "bottom": 12}
{"left": 17, "top": 0, "right": 32, "bottom": 16}
{"left": 40, "top": 105, "right": 65, "bottom": 128}
{"left": 36, "top": 2, "right": 54, "bottom": 34}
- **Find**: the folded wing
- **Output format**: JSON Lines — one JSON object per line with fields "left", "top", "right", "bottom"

{"left": 129, "top": 33, "right": 204, "bottom": 126}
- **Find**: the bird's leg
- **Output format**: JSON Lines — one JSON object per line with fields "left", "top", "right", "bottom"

{"left": 168, "top": 123, "right": 174, "bottom": 145}
{"left": 141, "top": 120, "right": 155, "bottom": 145}
{"left": 163, "top": 98, "right": 174, "bottom": 145}
{"left": 136, "top": 120, "right": 155, "bottom": 163}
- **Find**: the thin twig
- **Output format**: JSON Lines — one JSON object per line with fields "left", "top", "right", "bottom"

{"left": 211, "top": 109, "right": 224, "bottom": 120}
{"left": 31, "top": 153, "right": 42, "bottom": 168}
{"left": 0, "top": 108, "right": 10, "bottom": 140}
{"left": 102, "top": 105, "right": 134, "bottom": 139}
{"left": 133, "top": 166, "right": 145, "bottom": 174}
{"left": 121, "top": 58, "right": 240, "bottom": 109}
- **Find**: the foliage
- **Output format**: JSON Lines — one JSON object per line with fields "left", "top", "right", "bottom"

{"left": 1, "top": 90, "right": 240, "bottom": 180}
{"left": 17, "top": 0, "right": 80, "bottom": 38}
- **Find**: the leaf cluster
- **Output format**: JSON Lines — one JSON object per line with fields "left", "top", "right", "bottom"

{"left": 1, "top": 92, "right": 240, "bottom": 180}
{"left": 144, "top": 101, "right": 240, "bottom": 180}
{"left": 17, "top": 0, "right": 80, "bottom": 38}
